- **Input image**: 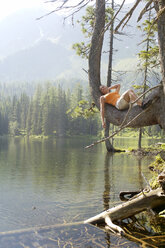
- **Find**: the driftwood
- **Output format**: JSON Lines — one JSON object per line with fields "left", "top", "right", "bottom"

{"left": 84, "top": 173, "right": 165, "bottom": 235}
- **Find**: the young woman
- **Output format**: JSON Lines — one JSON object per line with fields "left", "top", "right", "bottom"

{"left": 100, "top": 84, "right": 142, "bottom": 128}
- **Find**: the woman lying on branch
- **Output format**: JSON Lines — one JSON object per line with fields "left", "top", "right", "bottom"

{"left": 100, "top": 84, "right": 143, "bottom": 129}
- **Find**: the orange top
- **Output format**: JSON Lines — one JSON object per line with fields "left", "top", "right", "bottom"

{"left": 104, "top": 91, "right": 120, "bottom": 106}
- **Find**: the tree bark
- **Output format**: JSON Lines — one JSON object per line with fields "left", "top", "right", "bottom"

{"left": 156, "top": 0, "right": 165, "bottom": 91}
{"left": 156, "top": 0, "right": 165, "bottom": 129}
{"left": 88, "top": 0, "right": 105, "bottom": 106}
{"left": 105, "top": 121, "right": 115, "bottom": 151}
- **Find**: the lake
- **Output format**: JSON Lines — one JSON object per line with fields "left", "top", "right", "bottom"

{"left": 0, "top": 136, "right": 164, "bottom": 247}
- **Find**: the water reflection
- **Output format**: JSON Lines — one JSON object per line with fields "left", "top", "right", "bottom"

{"left": 137, "top": 157, "right": 144, "bottom": 190}
{"left": 102, "top": 152, "right": 144, "bottom": 247}
{"left": 103, "top": 153, "right": 113, "bottom": 210}
{"left": 99, "top": 150, "right": 165, "bottom": 248}
{"left": 103, "top": 153, "right": 113, "bottom": 248}
{"left": 0, "top": 136, "right": 164, "bottom": 247}
{"left": 102, "top": 151, "right": 148, "bottom": 211}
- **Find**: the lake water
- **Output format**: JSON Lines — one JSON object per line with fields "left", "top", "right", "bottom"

{"left": 0, "top": 136, "right": 164, "bottom": 247}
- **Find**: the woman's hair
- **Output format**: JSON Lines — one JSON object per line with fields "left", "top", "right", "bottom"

{"left": 100, "top": 85, "right": 109, "bottom": 94}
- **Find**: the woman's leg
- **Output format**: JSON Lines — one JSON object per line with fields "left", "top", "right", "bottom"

{"left": 121, "top": 89, "right": 142, "bottom": 106}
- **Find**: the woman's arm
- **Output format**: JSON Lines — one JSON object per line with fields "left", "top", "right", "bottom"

{"left": 100, "top": 96, "right": 106, "bottom": 128}
{"left": 108, "top": 84, "right": 120, "bottom": 93}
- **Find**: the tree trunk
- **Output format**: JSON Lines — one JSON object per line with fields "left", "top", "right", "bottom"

{"left": 138, "top": 128, "right": 142, "bottom": 149}
{"left": 156, "top": 0, "right": 165, "bottom": 91}
{"left": 88, "top": 0, "right": 105, "bottom": 106}
{"left": 104, "top": 0, "right": 115, "bottom": 152}
{"left": 138, "top": 9, "right": 151, "bottom": 149}
{"left": 105, "top": 121, "right": 115, "bottom": 151}
{"left": 156, "top": 0, "right": 165, "bottom": 129}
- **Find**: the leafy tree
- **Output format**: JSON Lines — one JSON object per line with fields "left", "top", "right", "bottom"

{"left": 42, "top": 84, "right": 56, "bottom": 136}
{"left": 73, "top": 3, "right": 116, "bottom": 151}
{"left": 20, "top": 93, "right": 30, "bottom": 134}
{"left": 26, "top": 102, "right": 33, "bottom": 135}
{"left": 72, "top": 6, "right": 113, "bottom": 59}
{"left": 88, "top": 0, "right": 165, "bottom": 133}
{"left": 137, "top": 8, "right": 159, "bottom": 148}
{"left": 31, "top": 85, "right": 43, "bottom": 135}
{"left": 0, "top": 81, "right": 100, "bottom": 137}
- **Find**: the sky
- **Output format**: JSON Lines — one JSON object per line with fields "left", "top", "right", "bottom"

{"left": 0, "top": 0, "right": 135, "bottom": 21}
{"left": 0, "top": 0, "right": 46, "bottom": 20}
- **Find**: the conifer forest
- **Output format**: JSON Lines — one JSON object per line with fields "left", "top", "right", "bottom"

{"left": 0, "top": 82, "right": 100, "bottom": 137}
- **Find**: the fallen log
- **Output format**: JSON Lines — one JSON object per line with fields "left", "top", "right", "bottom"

{"left": 84, "top": 187, "right": 165, "bottom": 234}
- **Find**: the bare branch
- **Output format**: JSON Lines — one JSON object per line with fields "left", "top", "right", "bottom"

{"left": 37, "top": 0, "right": 91, "bottom": 20}
{"left": 137, "top": 0, "right": 153, "bottom": 22}
{"left": 137, "top": 5, "right": 165, "bottom": 47}
{"left": 104, "top": 0, "right": 126, "bottom": 34}
{"left": 114, "top": 0, "right": 141, "bottom": 33}
{"left": 82, "top": 68, "right": 88, "bottom": 74}
{"left": 63, "top": 0, "right": 92, "bottom": 22}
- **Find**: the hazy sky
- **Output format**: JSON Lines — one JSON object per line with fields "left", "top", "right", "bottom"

{"left": 0, "top": 0, "right": 135, "bottom": 21}
{"left": 0, "top": 0, "right": 45, "bottom": 20}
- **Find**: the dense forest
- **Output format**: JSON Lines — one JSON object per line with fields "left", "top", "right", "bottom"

{"left": 0, "top": 82, "right": 100, "bottom": 137}
{"left": 0, "top": 81, "right": 163, "bottom": 138}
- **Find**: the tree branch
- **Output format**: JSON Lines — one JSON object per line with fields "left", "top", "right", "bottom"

{"left": 152, "top": 6, "right": 165, "bottom": 25}
{"left": 120, "top": 84, "right": 161, "bottom": 127}
{"left": 105, "top": 216, "right": 125, "bottom": 235}
{"left": 37, "top": 0, "right": 91, "bottom": 20}
{"left": 85, "top": 84, "right": 161, "bottom": 149}
{"left": 85, "top": 108, "right": 148, "bottom": 149}
{"left": 137, "top": 0, "right": 153, "bottom": 22}
{"left": 104, "top": 0, "right": 126, "bottom": 34}
{"left": 114, "top": 0, "right": 141, "bottom": 33}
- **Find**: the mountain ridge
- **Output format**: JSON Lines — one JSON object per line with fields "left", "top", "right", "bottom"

{"left": 0, "top": 3, "right": 145, "bottom": 84}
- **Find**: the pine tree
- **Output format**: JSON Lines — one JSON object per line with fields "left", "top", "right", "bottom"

{"left": 31, "top": 85, "right": 43, "bottom": 135}
{"left": 137, "top": 7, "right": 159, "bottom": 147}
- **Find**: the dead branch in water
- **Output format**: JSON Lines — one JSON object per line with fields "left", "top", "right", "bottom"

{"left": 85, "top": 188, "right": 165, "bottom": 235}
{"left": 85, "top": 169, "right": 165, "bottom": 235}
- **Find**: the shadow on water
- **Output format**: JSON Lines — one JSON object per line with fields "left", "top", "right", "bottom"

{"left": 0, "top": 137, "right": 165, "bottom": 247}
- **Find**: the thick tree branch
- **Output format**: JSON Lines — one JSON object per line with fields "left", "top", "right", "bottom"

{"left": 120, "top": 84, "right": 161, "bottom": 127}
{"left": 85, "top": 104, "right": 154, "bottom": 149}
{"left": 84, "top": 188, "right": 165, "bottom": 231}
{"left": 85, "top": 84, "right": 161, "bottom": 149}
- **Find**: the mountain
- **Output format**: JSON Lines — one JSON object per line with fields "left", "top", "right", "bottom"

{"left": 0, "top": 2, "right": 146, "bottom": 84}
